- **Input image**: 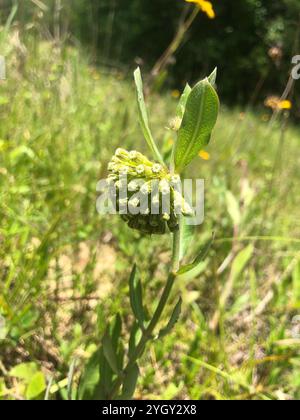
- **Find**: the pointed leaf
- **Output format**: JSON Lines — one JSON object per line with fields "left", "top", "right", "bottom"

{"left": 128, "top": 322, "right": 139, "bottom": 359}
{"left": 174, "top": 78, "right": 219, "bottom": 172}
{"left": 112, "top": 313, "right": 122, "bottom": 349}
{"left": 226, "top": 191, "right": 241, "bottom": 226}
{"left": 129, "top": 264, "right": 145, "bottom": 329}
{"left": 218, "top": 245, "right": 254, "bottom": 310}
{"left": 67, "top": 359, "right": 76, "bottom": 401}
{"left": 117, "top": 341, "right": 125, "bottom": 372}
{"left": 179, "top": 216, "right": 195, "bottom": 261}
{"left": 78, "top": 348, "right": 107, "bottom": 400}
{"left": 98, "top": 347, "right": 113, "bottom": 399}
{"left": 177, "top": 260, "right": 208, "bottom": 282}
{"left": 111, "top": 314, "right": 124, "bottom": 370}
{"left": 78, "top": 350, "right": 100, "bottom": 400}
{"left": 158, "top": 297, "right": 182, "bottom": 339}
{"left": 120, "top": 363, "right": 140, "bottom": 400}
{"left": 134, "top": 67, "right": 164, "bottom": 165}
{"left": 102, "top": 329, "right": 119, "bottom": 375}
{"left": 176, "top": 84, "right": 192, "bottom": 119}
{"left": 231, "top": 245, "right": 254, "bottom": 283}
{"left": 208, "top": 67, "right": 217, "bottom": 87}
{"left": 177, "top": 234, "right": 214, "bottom": 281}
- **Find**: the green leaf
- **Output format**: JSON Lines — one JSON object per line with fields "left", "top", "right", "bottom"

{"left": 129, "top": 264, "right": 145, "bottom": 329}
{"left": 158, "top": 297, "right": 182, "bottom": 339}
{"left": 98, "top": 347, "right": 114, "bottom": 399}
{"left": 112, "top": 314, "right": 124, "bottom": 372}
{"left": 218, "top": 245, "right": 254, "bottom": 310}
{"left": 174, "top": 78, "right": 219, "bottom": 172}
{"left": 9, "top": 362, "right": 38, "bottom": 381}
{"left": 67, "top": 359, "right": 76, "bottom": 401}
{"left": 179, "top": 216, "right": 195, "bottom": 261}
{"left": 82, "top": 329, "right": 119, "bottom": 400}
{"left": 128, "top": 322, "right": 139, "bottom": 359}
{"left": 26, "top": 372, "right": 46, "bottom": 400}
{"left": 102, "top": 329, "right": 120, "bottom": 375}
{"left": 77, "top": 349, "right": 102, "bottom": 400}
{"left": 177, "top": 260, "right": 208, "bottom": 282}
{"left": 120, "top": 363, "right": 140, "bottom": 400}
{"left": 231, "top": 245, "right": 254, "bottom": 283}
{"left": 176, "top": 84, "right": 192, "bottom": 119}
{"left": 177, "top": 234, "right": 214, "bottom": 281}
{"left": 112, "top": 313, "right": 122, "bottom": 349}
{"left": 226, "top": 191, "right": 241, "bottom": 226}
{"left": 117, "top": 341, "right": 125, "bottom": 373}
{"left": 134, "top": 67, "right": 164, "bottom": 165}
{"left": 208, "top": 67, "right": 217, "bottom": 87}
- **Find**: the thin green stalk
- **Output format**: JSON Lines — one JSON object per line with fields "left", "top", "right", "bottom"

{"left": 109, "top": 230, "right": 180, "bottom": 399}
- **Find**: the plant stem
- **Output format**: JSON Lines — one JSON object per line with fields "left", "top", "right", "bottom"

{"left": 150, "top": 7, "right": 199, "bottom": 82}
{"left": 171, "top": 227, "right": 181, "bottom": 272}
{"left": 109, "top": 230, "right": 180, "bottom": 399}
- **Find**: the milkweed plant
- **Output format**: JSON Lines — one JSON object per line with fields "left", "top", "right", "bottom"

{"left": 78, "top": 68, "right": 219, "bottom": 400}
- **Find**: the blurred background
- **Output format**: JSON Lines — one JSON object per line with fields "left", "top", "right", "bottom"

{"left": 0, "top": 0, "right": 300, "bottom": 400}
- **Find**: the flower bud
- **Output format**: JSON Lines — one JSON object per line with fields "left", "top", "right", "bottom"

{"left": 136, "top": 164, "right": 145, "bottom": 175}
{"left": 105, "top": 148, "right": 191, "bottom": 235}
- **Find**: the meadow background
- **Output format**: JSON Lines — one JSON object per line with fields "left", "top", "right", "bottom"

{"left": 0, "top": 0, "right": 300, "bottom": 400}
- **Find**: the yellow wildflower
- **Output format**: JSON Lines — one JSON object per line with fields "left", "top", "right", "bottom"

{"left": 278, "top": 100, "right": 292, "bottom": 110}
{"left": 185, "top": 0, "right": 216, "bottom": 19}
{"left": 264, "top": 96, "right": 292, "bottom": 111}
{"left": 199, "top": 150, "right": 210, "bottom": 160}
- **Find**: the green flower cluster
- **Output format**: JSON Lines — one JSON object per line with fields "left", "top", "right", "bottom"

{"left": 106, "top": 148, "right": 193, "bottom": 235}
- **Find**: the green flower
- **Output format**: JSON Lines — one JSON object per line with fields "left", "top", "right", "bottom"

{"left": 106, "top": 149, "right": 194, "bottom": 235}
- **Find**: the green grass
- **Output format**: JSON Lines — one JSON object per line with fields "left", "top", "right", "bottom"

{"left": 0, "top": 32, "right": 300, "bottom": 400}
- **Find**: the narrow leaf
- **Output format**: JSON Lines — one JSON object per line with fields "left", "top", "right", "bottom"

{"left": 158, "top": 297, "right": 182, "bottom": 339}
{"left": 226, "top": 191, "right": 241, "bottom": 226}
{"left": 77, "top": 349, "right": 102, "bottom": 400}
{"left": 179, "top": 216, "right": 195, "bottom": 261}
{"left": 177, "top": 260, "right": 208, "bottom": 282}
{"left": 176, "top": 83, "right": 192, "bottom": 119}
{"left": 134, "top": 67, "right": 164, "bottom": 165}
{"left": 129, "top": 264, "right": 145, "bottom": 329}
{"left": 102, "top": 329, "right": 119, "bottom": 375}
{"left": 98, "top": 347, "right": 113, "bottom": 399}
{"left": 112, "top": 313, "right": 122, "bottom": 350}
{"left": 218, "top": 244, "right": 254, "bottom": 310}
{"left": 67, "top": 359, "right": 76, "bottom": 401}
{"left": 120, "top": 363, "right": 140, "bottom": 400}
{"left": 231, "top": 245, "right": 254, "bottom": 283}
{"left": 208, "top": 67, "right": 217, "bottom": 87}
{"left": 128, "top": 322, "right": 139, "bottom": 359}
{"left": 175, "top": 78, "right": 219, "bottom": 172}
{"left": 177, "top": 234, "right": 215, "bottom": 281}
{"left": 117, "top": 341, "right": 125, "bottom": 372}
